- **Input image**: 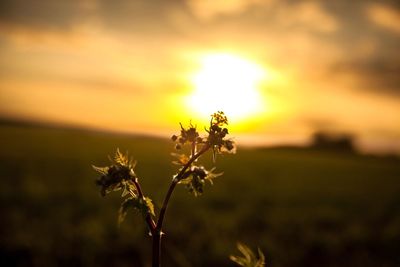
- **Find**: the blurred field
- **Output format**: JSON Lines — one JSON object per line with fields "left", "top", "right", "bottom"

{"left": 0, "top": 124, "right": 399, "bottom": 267}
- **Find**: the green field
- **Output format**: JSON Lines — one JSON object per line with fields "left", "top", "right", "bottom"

{"left": 1, "top": 125, "right": 399, "bottom": 267}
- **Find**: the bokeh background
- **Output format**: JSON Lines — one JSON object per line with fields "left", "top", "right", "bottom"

{"left": 0, "top": 0, "right": 399, "bottom": 266}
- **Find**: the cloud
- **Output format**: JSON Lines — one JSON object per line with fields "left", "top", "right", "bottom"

{"left": 94, "top": 0, "right": 182, "bottom": 35}
{"left": 366, "top": 3, "right": 400, "bottom": 34}
{"left": 0, "top": 0, "right": 93, "bottom": 30}
{"left": 185, "top": 0, "right": 266, "bottom": 21}
{"left": 330, "top": 58, "right": 400, "bottom": 95}
{"left": 185, "top": 0, "right": 338, "bottom": 33}
{"left": 278, "top": 2, "right": 339, "bottom": 33}
{"left": 0, "top": 0, "right": 180, "bottom": 37}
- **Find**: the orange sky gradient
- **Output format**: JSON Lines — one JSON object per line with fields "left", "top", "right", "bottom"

{"left": 0, "top": 0, "right": 399, "bottom": 154}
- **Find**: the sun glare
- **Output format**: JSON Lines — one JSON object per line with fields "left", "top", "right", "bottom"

{"left": 188, "top": 53, "right": 267, "bottom": 122}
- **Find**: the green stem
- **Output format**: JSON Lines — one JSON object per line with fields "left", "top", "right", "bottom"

{"left": 152, "top": 143, "right": 210, "bottom": 267}
{"left": 156, "top": 143, "right": 209, "bottom": 230}
{"left": 132, "top": 177, "right": 156, "bottom": 232}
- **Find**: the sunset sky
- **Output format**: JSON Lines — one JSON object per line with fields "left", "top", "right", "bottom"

{"left": 0, "top": 0, "right": 399, "bottom": 154}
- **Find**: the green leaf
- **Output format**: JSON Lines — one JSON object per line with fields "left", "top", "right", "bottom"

{"left": 118, "top": 197, "right": 136, "bottom": 224}
{"left": 114, "top": 148, "right": 136, "bottom": 168}
{"left": 92, "top": 165, "right": 109, "bottom": 175}
{"left": 118, "top": 196, "right": 155, "bottom": 224}
{"left": 142, "top": 197, "right": 155, "bottom": 217}
{"left": 120, "top": 180, "right": 137, "bottom": 198}
{"left": 230, "top": 243, "right": 265, "bottom": 267}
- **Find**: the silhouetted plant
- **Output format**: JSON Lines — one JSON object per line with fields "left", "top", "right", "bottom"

{"left": 94, "top": 111, "right": 243, "bottom": 266}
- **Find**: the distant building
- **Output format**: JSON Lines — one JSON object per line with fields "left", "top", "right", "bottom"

{"left": 310, "top": 132, "right": 355, "bottom": 152}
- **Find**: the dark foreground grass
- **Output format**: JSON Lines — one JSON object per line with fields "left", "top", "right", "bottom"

{"left": 0, "top": 125, "right": 399, "bottom": 267}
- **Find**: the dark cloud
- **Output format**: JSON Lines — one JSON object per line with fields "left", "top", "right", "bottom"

{"left": 296, "top": 0, "right": 400, "bottom": 96}
{"left": 0, "top": 0, "right": 89, "bottom": 30}
{"left": 0, "top": 0, "right": 186, "bottom": 35}
{"left": 95, "top": 0, "right": 184, "bottom": 34}
{"left": 332, "top": 58, "right": 400, "bottom": 94}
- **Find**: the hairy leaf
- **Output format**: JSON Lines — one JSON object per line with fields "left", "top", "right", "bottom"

{"left": 118, "top": 196, "right": 155, "bottom": 224}
{"left": 142, "top": 197, "right": 155, "bottom": 217}
{"left": 114, "top": 148, "right": 136, "bottom": 168}
{"left": 92, "top": 165, "right": 109, "bottom": 175}
{"left": 121, "top": 180, "right": 137, "bottom": 198}
{"left": 230, "top": 243, "right": 265, "bottom": 267}
{"left": 118, "top": 197, "right": 136, "bottom": 224}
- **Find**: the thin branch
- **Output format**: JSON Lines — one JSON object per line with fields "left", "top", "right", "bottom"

{"left": 156, "top": 143, "right": 210, "bottom": 231}
{"left": 132, "top": 177, "right": 156, "bottom": 232}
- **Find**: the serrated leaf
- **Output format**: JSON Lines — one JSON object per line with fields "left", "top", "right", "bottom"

{"left": 230, "top": 243, "right": 265, "bottom": 267}
{"left": 118, "top": 197, "right": 137, "bottom": 224}
{"left": 121, "top": 187, "right": 129, "bottom": 197}
{"left": 120, "top": 180, "right": 137, "bottom": 198}
{"left": 111, "top": 148, "right": 137, "bottom": 168}
{"left": 142, "top": 197, "right": 155, "bottom": 217}
{"left": 114, "top": 148, "right": 129, "bottom": 166}
{"left": 118, "top": 196, "right": 155, "bottom": 224}
{"left": 103, "top": 182, "right": 124, "bottom": 196}
{"left": 92, "top": 165, "right": 109, "bottom": 175}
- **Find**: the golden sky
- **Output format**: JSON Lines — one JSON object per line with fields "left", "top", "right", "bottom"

{"left": 0, "top": 0, "right": 399, "bottom": 154}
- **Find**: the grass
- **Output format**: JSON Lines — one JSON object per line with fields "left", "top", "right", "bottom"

{"left": 0, "top": 124, "right": 399, "bottom": 267}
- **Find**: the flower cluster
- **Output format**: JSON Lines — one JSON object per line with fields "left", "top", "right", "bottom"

{"left": 178, "top": 166, "right": 222, "bottom": 196}
{"left": 93, "top": 149, "right": 137, "bottom": 197}
{"left": 171, "top": 111, "right": 235, "bottom": 156}
{"left": 206, "top": 111, "right": 235, "bottom": 156}
{"left": 170, "top": 111, "right": 234, "bottom": 195}
{"left": 94, "top": 149, "right": 155, "bottom": 224}
{"left": 171, "top": 122, "right": 200, "bottom": 150}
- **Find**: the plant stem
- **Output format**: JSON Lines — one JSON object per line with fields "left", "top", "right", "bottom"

{"left": 152, "top": 143, "right": 210, "bottom": 267}
{"left": 132, "top": 177, "right": 156, "bottom": 233}
{"left": 157, "top": 143, "right": 209, "bottom": 230}
{"left": 152, "top": 231, "right": 161, "bottom": 267}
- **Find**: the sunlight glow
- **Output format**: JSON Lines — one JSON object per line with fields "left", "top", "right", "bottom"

{"left": 188, "top": 53, "right": 268, "bottom": 122}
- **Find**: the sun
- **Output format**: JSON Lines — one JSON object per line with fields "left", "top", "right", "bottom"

{"left": 187, "top": 53, "right": 267, "bottom": 122}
